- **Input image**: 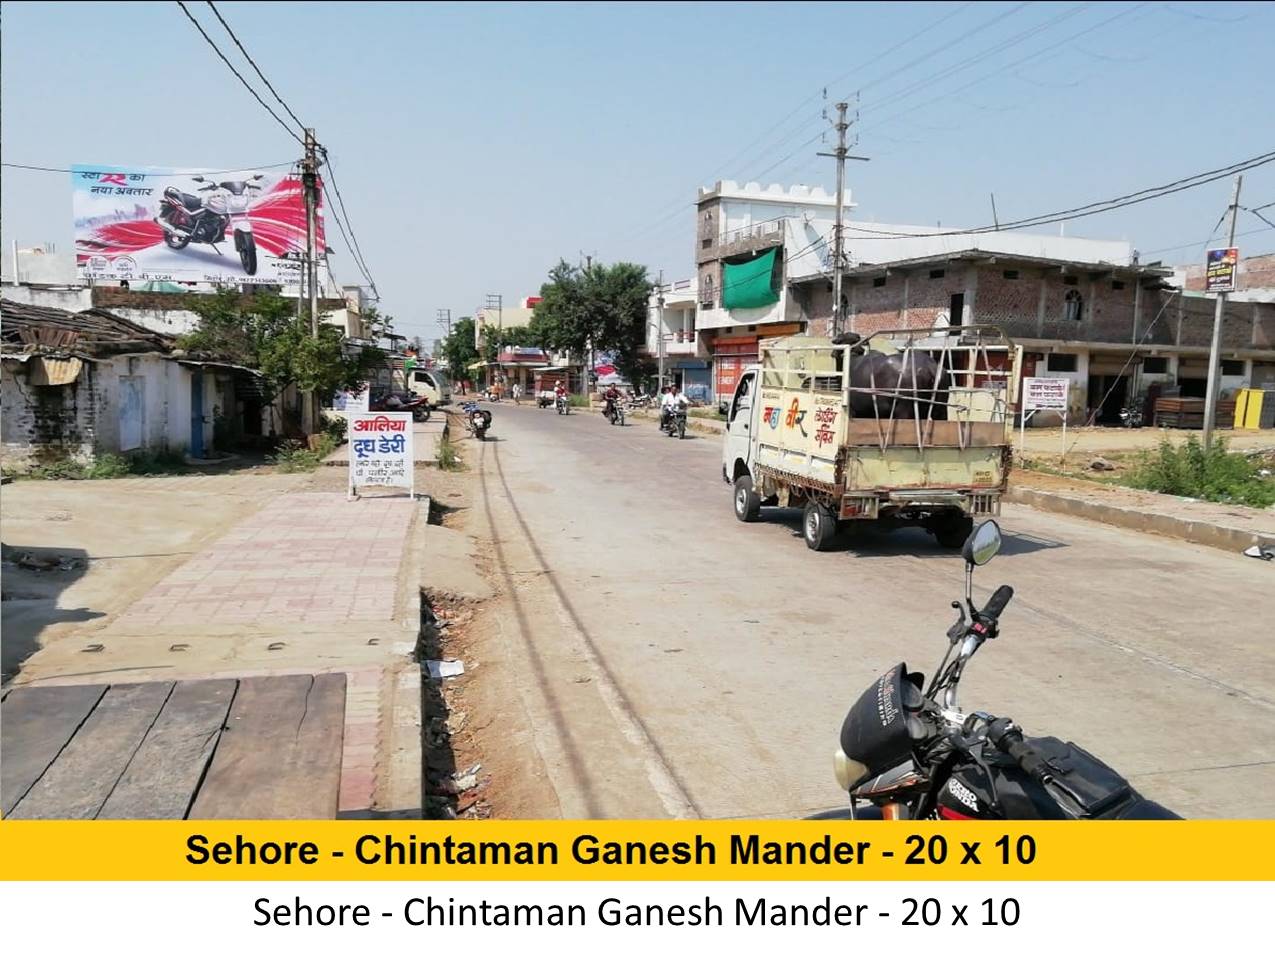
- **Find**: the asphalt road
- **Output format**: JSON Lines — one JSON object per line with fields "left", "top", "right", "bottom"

{"left": 468, "top": 403, "right": 1275, "bottom": 819}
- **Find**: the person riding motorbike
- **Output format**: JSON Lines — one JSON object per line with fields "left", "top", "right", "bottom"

{"left": 602, "top": 384, "right": 621, "bottom": 419}
{"left": 660, "top": 385, "right": 688, "bottom": 430}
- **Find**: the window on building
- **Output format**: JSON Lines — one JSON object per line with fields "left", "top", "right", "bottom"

{"left": 701, "top": 275, "right": 715, "bottom": 309}
{"left": 1048, "top": 353, "right": 1078, "bottom": 372}
{"left": 702, "top": 238, "right": 712, "bottom": 249}
{"left": 1063, "top": 288, "right": 1083, "bottom": 321}
{"left": 929, "top": 269, "right": 945, "bottom": 279}
{"left": 1221, "top": 359, "right": 1245, "bottom": 376}
{"left": 872, "top": 276, "right": 887, "bottom": 288}
{"left": 1002, "top": 269, "right": 1020, "bottom": 280}
{"left": 1142, "top": 357, "right": 1168, "bottom": 374}
{"left": 1111, "top": 280, "right": 1126, "bottom": 291}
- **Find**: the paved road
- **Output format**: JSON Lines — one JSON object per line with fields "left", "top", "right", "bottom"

{"left": 467, "top": 403, "right": 1275, "bottom": 819}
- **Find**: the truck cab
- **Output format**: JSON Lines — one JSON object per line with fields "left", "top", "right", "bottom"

{"left": 408, "top": 368, "right": 452, "bottom": 406}
{"left": 723, "top": 328, "right": 1018, "bottom": 552}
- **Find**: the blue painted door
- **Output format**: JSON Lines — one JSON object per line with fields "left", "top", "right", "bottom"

{"left": 190, "top": 369, "right": 205, "bottom": 458}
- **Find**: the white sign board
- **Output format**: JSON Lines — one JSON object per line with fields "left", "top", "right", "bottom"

{"left": 348, "top": 413, "right": 414, "bottom": 497}
{"left": 1023, "top": 377, "right": 1070, "bottom": 411}
{"left": 332, "top": 387, "right": 368, "bottom": 413}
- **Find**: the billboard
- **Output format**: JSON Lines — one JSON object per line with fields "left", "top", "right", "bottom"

{"left": 72, "top": 163, "right": 323, "bottom": 285}
{"left": 1205, "top": 247, "right": 1238, "bottom": 294}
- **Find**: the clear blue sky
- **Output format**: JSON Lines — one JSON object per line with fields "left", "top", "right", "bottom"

{"left": 3, "top": 1, "right": 1273, "bottom": 341}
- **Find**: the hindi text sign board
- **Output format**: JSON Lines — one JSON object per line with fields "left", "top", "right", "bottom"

{"left": 348, "top": 414, "right": 414, "bottom": 498}
{"left": 1205, "top": 247, "right": 1238, "bottom": 294}
{"left": 1023, "top": 377, "right": 1070, "bottom": 411}
{"left": 1020, "top": 376, "right": 1071, "bottom": 467}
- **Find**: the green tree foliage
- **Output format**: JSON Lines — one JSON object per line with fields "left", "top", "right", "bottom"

{"left": 1127, "top": 437, "right": 1275, "bottom": 508}
{"left": 438, "top": 316, "right": 480, "bottom": 380}
{"left": 531, "top": 259, "right": 651, "bottom": 384}
{"left": 178, "top": 288, "right": 382, "bottom": 402}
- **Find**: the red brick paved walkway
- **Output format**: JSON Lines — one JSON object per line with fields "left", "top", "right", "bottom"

{"left": 112, "top": 493, "right": 416, "bottom": 630}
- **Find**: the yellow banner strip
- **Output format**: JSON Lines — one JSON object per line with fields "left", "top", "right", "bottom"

{"left": 0, "top": 820, "right": 1270, "bottom": 881}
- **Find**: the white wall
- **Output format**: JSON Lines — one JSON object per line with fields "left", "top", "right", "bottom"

{"left": 1, "top": 283, "right": 92, "bottom": 312}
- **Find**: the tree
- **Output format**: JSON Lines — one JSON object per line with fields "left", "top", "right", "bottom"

{"left": 362, "top": 305, "right": 396, "bottom": 346}
{"left": 531, "top": 259, "right": 652, "bottom": 385}
{"left": 438, "top": 316, "right": 479, "bottom": 380}
{"left": 178, "top": 288, "right": 382, "bottom": 405}
{"left": 480, "top": 324, "right": 537, "bottom": 363}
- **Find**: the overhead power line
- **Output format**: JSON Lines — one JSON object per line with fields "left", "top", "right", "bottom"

{"left": 840, "top": 149, "right": 1275, "bottom": 240}
{"left": 174, "top": 1, "right": 303, "bottom": 144}
{"left": 2, "top": 160, "right": 295, "bottom": 174}
{"left": 319, "top": 148, "right": 379, "bottom": 299}
{"left": 204, "top": 1, "right": 307, "bottom": 131}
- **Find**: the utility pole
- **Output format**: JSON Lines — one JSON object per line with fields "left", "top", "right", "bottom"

{"left": 656, "top": 270, "right": 666, "bottom": 390}
{"left": 817, "top": 101, "right": 868, "bottom": 336}
{"left": 436, "top": 308, "right": 452, "bottom": 337}
{"left": 302, "top": 128, "right": 320, "bottom": 337}
{"left": 1202, "top": 174, "right": 1242, "bottom": 449}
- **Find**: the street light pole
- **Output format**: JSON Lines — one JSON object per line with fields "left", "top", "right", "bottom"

{"left": 1202, "top": 174, "right": 1242, "bottom": 449}
{"left": 657, "top": 270, "right": 666, "bottom": 391}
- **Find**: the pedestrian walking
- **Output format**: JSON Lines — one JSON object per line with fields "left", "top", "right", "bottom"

{"left": 512, "top": 382, "right": 523, "bottom": 404}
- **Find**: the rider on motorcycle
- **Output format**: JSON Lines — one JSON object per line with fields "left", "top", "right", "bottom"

{"left": 659, "top": 384, "right": 688, "bottom": 430}
{"left": 602, "top": 384, "right": 621, "bottom": 418}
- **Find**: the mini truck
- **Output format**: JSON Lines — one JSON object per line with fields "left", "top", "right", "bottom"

{"left": 722, "top": 326, "right": 1019, "bottom": 551}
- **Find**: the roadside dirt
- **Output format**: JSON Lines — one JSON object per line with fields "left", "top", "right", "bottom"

{"left": 413, "top": 439, "right": 562, "bottom": 820}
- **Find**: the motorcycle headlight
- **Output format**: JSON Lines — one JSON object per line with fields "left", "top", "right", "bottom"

{"left": 834, "top": 747, "right": 867, "bottom": 793}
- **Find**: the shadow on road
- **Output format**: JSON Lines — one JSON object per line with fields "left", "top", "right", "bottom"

{"left": 763, "top": 511, "right": 1065, "bottom": 558}
{"left": 1, "top": 543, "right": 102, "bottom": 682}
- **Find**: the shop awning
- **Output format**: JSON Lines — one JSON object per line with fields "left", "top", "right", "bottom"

{"left": 722, "top": 248, "right": 780, "bottom": 310}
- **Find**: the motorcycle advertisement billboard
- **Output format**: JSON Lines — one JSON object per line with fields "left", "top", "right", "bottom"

{"left": 72, "top": 163, "right": 323, "bottom": 286}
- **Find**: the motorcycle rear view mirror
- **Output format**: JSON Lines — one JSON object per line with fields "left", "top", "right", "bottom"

{"left": 962, "top": 519, "right": 1002, "bottom": 568}
{"left": 191, "top": 176, "right": 205, "bottom": 183}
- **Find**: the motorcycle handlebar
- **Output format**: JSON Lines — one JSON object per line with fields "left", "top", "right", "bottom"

{"left": 981, "top": 584, "right": 1014, "bottom": 621}
{"left": 988, "top": 717, "right": 1051, "bottom": 781}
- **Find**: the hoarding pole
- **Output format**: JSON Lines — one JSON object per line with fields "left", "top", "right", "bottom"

{"left": 1202, "top": 174, "right": 1242, "bottom": 449}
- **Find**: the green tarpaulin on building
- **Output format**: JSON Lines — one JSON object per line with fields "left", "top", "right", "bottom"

{"left": 722, "top": 247, "right": 780, "bottom": 310}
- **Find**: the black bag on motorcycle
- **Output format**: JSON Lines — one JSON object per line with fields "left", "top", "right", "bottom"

{"left": 958, "top": 737, "right": 1137, "bottom": 818}
{"left": 839, "top": 663, "right": 929, "bottom": 783}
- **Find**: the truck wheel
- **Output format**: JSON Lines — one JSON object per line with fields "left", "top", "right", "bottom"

{"left": 733, "top": 476, "right": 761, "bottom": 523}
{"left": 934, "top": 515, "right": 974, "bottom": 549}
{"left": 804, "top": 501, "right": 839, "bottom": 551}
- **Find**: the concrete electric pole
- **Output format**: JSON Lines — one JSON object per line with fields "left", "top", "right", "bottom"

{"left": 436, "top": 308, "right": 452, "bottom": 338}
{"left": 302, "top": 128, "right": 320, "bottom": 337}
{"left": 656, "top": 270, "right": 666, "bottom": 390}
{"left": 1202, "top": 174, "right": 1242, "bottom": 449}
{"left": 817, "top": 101, "right": 868, "bottom": 337}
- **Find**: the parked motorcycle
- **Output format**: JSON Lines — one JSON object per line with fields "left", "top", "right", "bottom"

{"left": 156, "top": 174, "right": 263, "bottom": 274}
{"left": 461, "top": 402, "right": 492, "bottom": 440}
{"left": 1119, "top": 405, "right": 1144, "bottom": 428}
{"left": 555, "top": 394, "right": 570, "bottom": 415}
{"left": 603, "top": 395, "right": 625, "bottom": 426}
{"left": 661, "top": 404, "right": 687, "bottom": 439}
{"left": 822, "top": 519, "right": 1180, "bottom": 820}
{"left": 370, "top": 391, "right": 431, "bottom": 422}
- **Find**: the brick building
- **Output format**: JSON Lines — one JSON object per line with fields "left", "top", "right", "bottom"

{"left": 788, "top": 250, "right": 1275, "bottom": 425}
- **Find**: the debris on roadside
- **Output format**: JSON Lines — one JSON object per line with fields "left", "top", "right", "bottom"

{"left": 1088, "top": 457, "right": 1116, "bottom": 472}
{"left": 426, "top": 659, "right": 465, "bottom": 679}
{"left": 1243, "top": 543, "right": 1274, "bottom": 561}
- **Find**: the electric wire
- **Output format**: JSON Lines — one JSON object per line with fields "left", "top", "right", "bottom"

{"left": 205, "top": 0, "right": 307, "bottom": 132}
{"left": 174, "top": 1, "right": 303, "bottom": 144}
{"left": 3, "top": 161, "right": 295, "bottom": 174}
{"left": 319, "top": 147, "right": 379, "bottom": 299}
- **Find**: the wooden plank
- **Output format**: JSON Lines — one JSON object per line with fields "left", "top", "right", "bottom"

{"left": 8, "top": 682, "right": 172, "bottom": 819}
{"left": 97, "top": 679, "right": 237, "bottom": 820}
{"left": 189, "top": 674, "right": 346, "bottom": 820}
{"left": 1, "top": 684, "right": 107, "bottom": 816}
{"left": 844, "top": 419, "right": 1004, "bottom": 447}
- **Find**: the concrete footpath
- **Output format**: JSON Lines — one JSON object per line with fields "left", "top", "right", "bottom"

{"left": 1008, "top": 473, "right": 1275, "bottom": 554}
{"left": 9, "top": 488, "right": 430, "bottom": 817}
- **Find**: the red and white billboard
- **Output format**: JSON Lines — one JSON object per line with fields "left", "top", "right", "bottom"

{"left": 73, "top": 164, "right": 324, "bottom": 285}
